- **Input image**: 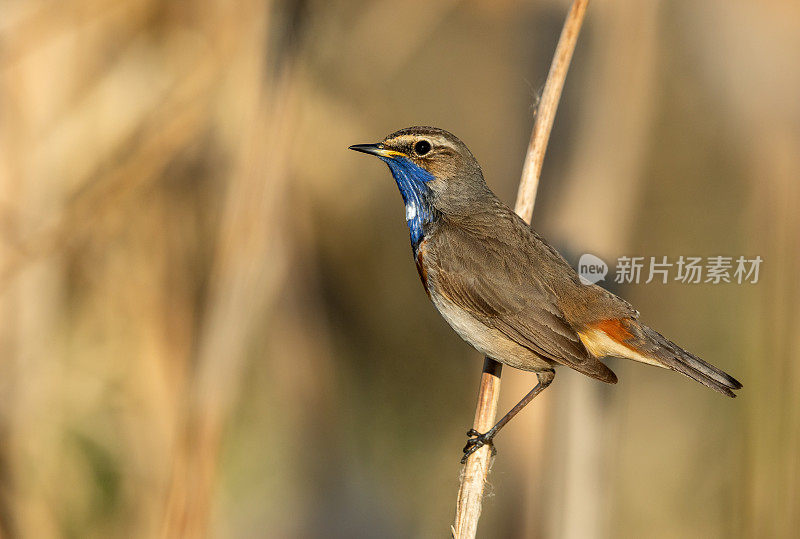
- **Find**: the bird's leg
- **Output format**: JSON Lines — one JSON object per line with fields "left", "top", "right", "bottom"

{"left": 461, "top": 369, "right": 555, "bottom": 463}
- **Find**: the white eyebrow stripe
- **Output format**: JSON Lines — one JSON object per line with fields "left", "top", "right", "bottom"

{"left": 385, "top": 134, "right": 457, "bottom": 154}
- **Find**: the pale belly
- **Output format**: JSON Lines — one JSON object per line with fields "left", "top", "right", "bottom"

{"left": 429, "top": 288, "right": 553, "bottom": 373}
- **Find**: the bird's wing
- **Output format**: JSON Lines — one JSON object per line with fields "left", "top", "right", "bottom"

{"left": 428, "top": 216, "right": 618, "bottom": 384}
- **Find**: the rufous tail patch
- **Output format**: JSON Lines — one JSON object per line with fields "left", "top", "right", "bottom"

{"left": 577, "top": 318, "right": 666, "bottom": 368}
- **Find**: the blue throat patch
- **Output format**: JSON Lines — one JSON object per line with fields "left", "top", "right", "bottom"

{"left": 380, "top": 156, "right": 438, "bottom": 250}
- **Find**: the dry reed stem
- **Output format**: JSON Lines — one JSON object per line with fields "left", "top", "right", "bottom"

{"left": 452, "top": 1, "right": 589, "bottom": 537}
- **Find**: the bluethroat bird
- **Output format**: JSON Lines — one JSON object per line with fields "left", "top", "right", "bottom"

{"left": 350, "top": 126, "right": 742, "bottom": 461}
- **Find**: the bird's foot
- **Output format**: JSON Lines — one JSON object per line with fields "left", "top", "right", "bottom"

{"left": 461, "top": 428, "right": 497, "bottom": 464}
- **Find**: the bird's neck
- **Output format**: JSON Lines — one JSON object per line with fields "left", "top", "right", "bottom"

{"left": 383, "top": 157, "right": 439, "bottom": 251}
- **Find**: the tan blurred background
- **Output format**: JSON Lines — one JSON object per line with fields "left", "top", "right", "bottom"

{"left": 1, "top": 0, "right": 798, "bottom": 537}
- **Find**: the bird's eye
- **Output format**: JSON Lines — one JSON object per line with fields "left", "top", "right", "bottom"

{"left": 414, "top": 140, "right": 431, "bottom": 156}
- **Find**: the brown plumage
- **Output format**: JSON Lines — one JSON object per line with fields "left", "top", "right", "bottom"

{"left": 350, "top": 126, "right": 741, "bottom": 457}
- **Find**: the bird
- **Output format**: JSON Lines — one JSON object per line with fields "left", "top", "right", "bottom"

{"left": 349, "top": 126, "right": 742, "bottom": 462}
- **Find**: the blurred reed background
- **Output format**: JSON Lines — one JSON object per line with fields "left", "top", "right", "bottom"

{"left": 0, "top": 0, "right": 798, "bottom": 537}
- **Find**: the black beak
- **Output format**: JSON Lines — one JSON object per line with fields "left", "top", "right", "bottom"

{"left": 348, "top": 143, "right": 383, "bottom": 156}
{"left": 349, "top": 143, "right": 407, "bottom": 159}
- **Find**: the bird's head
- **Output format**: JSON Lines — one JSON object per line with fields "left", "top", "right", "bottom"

{"left": 349, "top": 126, "right": 489, "bottom": 211}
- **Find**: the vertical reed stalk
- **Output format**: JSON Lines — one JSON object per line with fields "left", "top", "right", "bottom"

{"left": 452, "top": 2, "right": 589, "bottom": 536}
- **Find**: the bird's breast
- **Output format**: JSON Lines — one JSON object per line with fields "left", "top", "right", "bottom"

{"left": 414, "top": 237, "right": 431, "bottom": 297}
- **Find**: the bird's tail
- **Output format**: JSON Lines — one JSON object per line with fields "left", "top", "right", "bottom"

{"left": 578, "top": 318, "right": 742, "bottom": 397}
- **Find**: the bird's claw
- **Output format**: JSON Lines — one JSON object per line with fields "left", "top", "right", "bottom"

{"left": 461, "top": 429, "right": 497, "bottom": 464}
